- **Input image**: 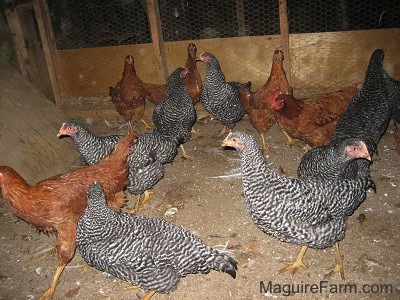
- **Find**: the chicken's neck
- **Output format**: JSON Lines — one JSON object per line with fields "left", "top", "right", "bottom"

{"left": 238, "top": 145, "right": 289, "bottom": 219}
{"left": 205, "top": 66, "right": 225, "bottom": 84}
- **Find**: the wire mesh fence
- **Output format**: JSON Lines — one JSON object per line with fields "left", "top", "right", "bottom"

{"left": 48, "top": 0, "right": 399, "bottom": 49}
{"left": 44, "top": 0, "right": 399, "bottom": 98}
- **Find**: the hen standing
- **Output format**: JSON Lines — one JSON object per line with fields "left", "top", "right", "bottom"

{"left": 242, "top": 50, "right": 293, "bottom": 151}
{"left": 270, "top": 84, "right": 359, "bottom": 148}
{"left": 198, "top": 51, "right": 245, "bottom": 137}
{"left": 109, "top": 55, "right": 150, "bottom": 133}
{"left": 142, "top": 43, "right": 203, "bottom": 106}
{"left": 0, "top": 133, "right": 135, "bottom": 299}
{"left": 222, "top": 131, "right": 373, "bottom": 279}
{"left": 77, "top": 182, "right": 237, "bottom": 299}
{"left": 153, "top": 67, "right": 197, "bottom": 159}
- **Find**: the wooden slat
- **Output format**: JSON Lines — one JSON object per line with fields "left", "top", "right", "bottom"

{"left": 279, "top": 0, "right": 291, "bottom": 85}
{"left": 5, "top": 9, "right": 30, "bottom": 78}
{"left": 146, "top": 0, "right": 168, "bottom": 83}
{"left": 33, "top": 0, "right": 67, "bottom": 109}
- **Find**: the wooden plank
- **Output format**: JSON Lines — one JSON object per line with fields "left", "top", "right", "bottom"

{"left": 146, "top": 0, "right": 168, "bottom": 83}
{"left": 0, "top": 58, "right": 79, "bottom": 184}
{"left": 56, "top": 28, "right": 400, "bottom": 99}
{"left": 278, "top": 0, "right": 291, "bottom": 85}
{"left": 5, "top": 9, "right": 30, "bottom": 78}
{"left": 33, "top": 0, "right": 67, "bottom": 109}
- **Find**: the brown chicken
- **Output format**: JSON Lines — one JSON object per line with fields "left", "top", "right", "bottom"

{"left": 142, "top": 43, "right": 203, "bottom": 106}
{"left": 0, "top": 133, "right": 135, "bottom": 300}
{"left": 271, "top": 84, "right": 359, "bottom": 148}
{"left": 241, "top": 50, "right": 293, "bottom": 151}
{"left": 109, "top": 55, "right": 150, "bottom": 133}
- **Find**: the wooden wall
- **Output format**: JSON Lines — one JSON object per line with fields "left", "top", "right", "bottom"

{"left": 0, "top": 58, "right": 79, "bottom": 184}
{"left": 57, "top": 28, "right": 400, "bottom": 100}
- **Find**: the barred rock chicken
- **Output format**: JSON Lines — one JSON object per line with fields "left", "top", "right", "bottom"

{"left": 222, "top": 131, "right": 373, "bottom": 279}
{"left": 109, "top": 55, "right": 150, "bottom": 133}
{"left": 271, "top": 84, "right": 359, "bottom": 148}
{"left": 77, "top": 182, "right": 237, "bottom": 299}
{"left": 241, "top": 50, "right": 293, "bottom": 151}
{"left": 330, "top": 49, "right": 390, "bottom": 179}
{"left": 297, "top": 138, "right": 372, "bottom": 181}
{"left": 198, "top": 51, "right": 245, "bottom": 137}
{"left": 142, "top": 43, "right": 202, "bottom": 106}
{"left": 126, "top": 130, "right": 178, "bottom": 211}
{"left": 332, "top": 49, "right": 389, "bottom": 154}
{"left": 153, "top": 67, "right": 197, "bottom": 159}
{"left": 0, "top": 133, "right": 135, "bottom": 299}
{"left": 58, "top": 120, "right": 122, "bottom": 165}
{"left": 58, "top": 120, "right": 177, "bottom": 211}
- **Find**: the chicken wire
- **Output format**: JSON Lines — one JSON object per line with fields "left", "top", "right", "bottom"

{"left": 48, "top": 0, "right": 399, "bottom": 49}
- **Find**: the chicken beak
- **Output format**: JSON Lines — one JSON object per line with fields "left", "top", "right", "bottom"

{"left": 57, "top": 131, "right": 63, "bottom": 138}
{"left": 364, "top": 153, "right": 372, "bottom": 161}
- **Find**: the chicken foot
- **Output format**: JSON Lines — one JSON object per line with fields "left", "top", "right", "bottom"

{"left": 38, "top": 264, "right": 65, "bottom": 300}
{"left": 129, "top": 191, "right": 154, "bottom": 214}
{"left": 278, "top": 246, "right": 308, "bottom": 276}
{"left": 140, "top": 119, "right": 154, "bottom": 129}
{"left": 260, "top": 134, "right": 272, "bottom": 152}
{"left": 180, "top": 144, "right": 192, "bottom": 160}
{"left": 324, "top": 243, "right": 345, "bottom": 280}
{"left": 217, "top": 125, "right": 230, "bottom": 138}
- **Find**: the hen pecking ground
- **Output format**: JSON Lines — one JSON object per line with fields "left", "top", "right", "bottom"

{"left": 1, "top": 106, "right": 399, "bottom": 300}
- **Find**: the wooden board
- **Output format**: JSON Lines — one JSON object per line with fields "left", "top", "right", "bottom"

{"left": 0, "top": 58, "right": 79, "bottom": 185}
{"left": 56, "top": 28, "right": 400, "bottom": 99}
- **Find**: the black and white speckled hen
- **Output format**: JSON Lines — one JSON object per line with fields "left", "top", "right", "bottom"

{"left": 297, "top": 138, "right": 372, "bottom": 181}
{"left": 58, "top": 120, "right": 177, "bottom": 212}
{"left": 198, "top": 52, "right": 245, "bottom": 136}
{"left": 58, "top": 120, "right": 122, "bottom": 165}
{"left": 222, "top": 131, "right": 373, "bottom": 279}
{"left": 331, "top": 49, "right": 390, "bottom": 163}
{"left": 152, "top": 67, "right": 197, "bottom": 159}
{"left": 77, "top": 182, "right": 237, "bottom": 299}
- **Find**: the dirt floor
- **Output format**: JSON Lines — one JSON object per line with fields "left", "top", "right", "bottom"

{"left": 1, "top": 104, "right": 400, "bottom": 300}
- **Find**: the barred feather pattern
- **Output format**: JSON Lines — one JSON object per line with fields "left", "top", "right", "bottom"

{"left": 297, "top": 138, "right": 373, "bottom": 181}
{"left": 77, "top": 183, "right": 237, "bottom": 293}
{"left": 225, "top": 132, "right": 372, "bottom": 249}
{"left": 60, "top": 120, "right": 122, "bottom": 165}
{"left": 152, "top": 67, "right": 197, "bottom": 146}
{"left": 332, "top": 49, "right": 390, "bottom": 158}
{"left": 383, "top": 69, "right": 400, "bottom": 123}
{"left": 199, "top": 52, "right": 245, "bottom": 129}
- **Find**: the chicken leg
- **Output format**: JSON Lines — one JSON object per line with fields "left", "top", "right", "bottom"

{"left": 140, "top": 119, "right": 154, "bottom": 129}
{"left": 129, "top": 190, "right": 154, "bottom": 214}
{"left": 38, "top": 264, "right": 65, "bottom": 300}
{"left": 180, "top": 144, "right": 192, "bottom": 160}
{"left": 279, "top": 246, "right": 308, "bottom": 276}
{"left": 143, "top": 291, "right": 156, "bottom": 300}
{"left": 260, "top": 134, "right": 272, "bottom": 152}
{"left": 324, "top": 243, "right": 345, "bottom": 280}
{"left": 217, "top": 125, "right": 230, "bottom": 138}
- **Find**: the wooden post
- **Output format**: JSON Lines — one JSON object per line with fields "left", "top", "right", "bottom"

{"left": 5, "top": 9, "right": 30, "bottom": 78}
{"left": 146, "top": 0, "right": 168, "bottom": 83}
{"left": 33, "top": 0, "right": 67, "bottom": 109}
{"left": 278, "top": 0, "right": 291, "bottom": 85}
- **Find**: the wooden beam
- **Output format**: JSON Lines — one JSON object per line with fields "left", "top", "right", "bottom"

{"left": 146, "top": 0, "right": 168, "bottom": 83}
{"left": 33, "top": 0, "right": 67, "bottom": 109}
{"left": 5, "top": 9, "right": 30, "bottom": 78}
{"left": 278, "top": 0, "right": 291, "bottom": 85}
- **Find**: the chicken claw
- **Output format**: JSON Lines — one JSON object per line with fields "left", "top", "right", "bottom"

{"left": 129, "top": 191, "right": 154, "bottom": 214}
{"left": 278, "top": 246, "right": 308, "bottom": 276}
{"left": 324, "top": 243, "right": 345, "bottom": 280}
